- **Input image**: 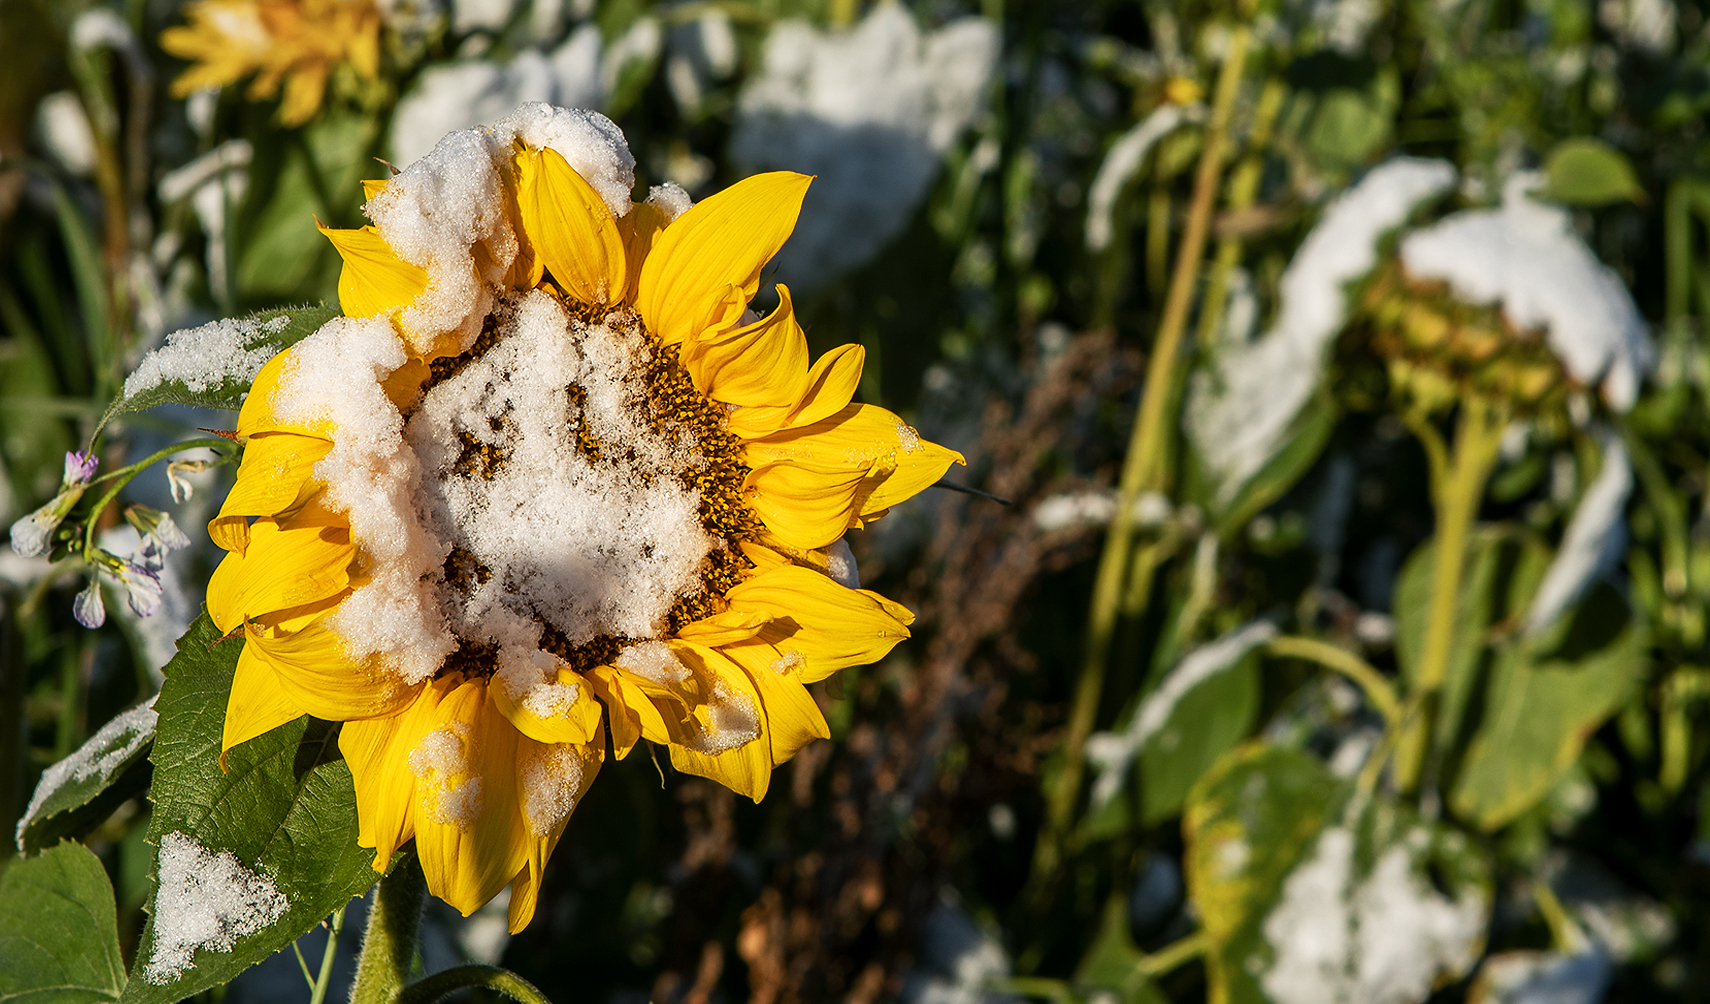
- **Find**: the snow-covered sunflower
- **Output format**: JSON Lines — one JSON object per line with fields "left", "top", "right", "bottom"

{"left": 161, "top": 0, "right": 380, "bottom": 126}
{"left": 203, "top": 105, "right": 961, "bottom": 932}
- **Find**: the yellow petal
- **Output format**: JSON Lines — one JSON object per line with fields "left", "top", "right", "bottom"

{"left": 243, "top": 615, "right": 413, "bottom": 721}
{"left": 237, "top": 349, "right": 333, "bottom": 439}
{"left": 743, "top": 459, "right": 868, "bottom": 550}
{"left": 719, "top": 643, "right": 830, "bottom": 766}
{"left": 361, "top": 178, "right": 389, "bottom": 201}
{"left": 319, "top": 224, "right": 429, "bottom": 318}
{"left": 681, "top": 285, "right": 808, "bottom": 407}
{"left": 745, "top": 404, "right": 965, "bottom": 523}
{"left": 636, "top": 172, "right": 812, "bottom": 347}
{"left": 205, "top": 508, "right": 353, "bottom": 633}
{"left": 586, "top": 664, "right": 687, "bottom": 758}
{"left": 339, "top": 678, "right": 439, "bottom": 870}
{"left": 209, "top": 432, "right": 334, "bottom": 554}
{"left": 221, "top": 648, "right": 305, "bottom": 754}
{"left": 412, "top": 680, "right": 531, "bottom": 917}
{"left": 726, "top": 343, "right": 864, "bottom": 441}
{"left": 665, "top": 643, "right": 773, "bottom": 802}
{"left": 724, "top": 564, "right": 913, "bottom": 681}
{"left": 506, "top": 727, "right": 604, "bottom": 932}
{"left": 515, "top": 145, "right": 628, "bottom": 306}
{"left": 492, "top": 663, "right": 604, "bottom": 746}
{"left": 278, "top": 66, "right": 326, "bottom": 126}
{"left": 616, "top": 199, "right": 671, "bottom": 304}
{"left": 672, "top": 608, "right": 776, "bottom": 647}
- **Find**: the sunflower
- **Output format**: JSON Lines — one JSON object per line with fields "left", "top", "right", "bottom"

{"left": 160, "top": 0, "right": 381, "bottom": 126}
{"left": 204, "top": 106, "right": 962, "bottom": 932}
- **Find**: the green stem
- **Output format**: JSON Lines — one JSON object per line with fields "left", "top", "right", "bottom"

{"left": 309, "top": 906, "right": 346, "bottom": 1004}
{"left": 1029, "top": 23, "right": 1252, "bottom": 893}
{"left": 80, "top": 438, "right": 232, "bottom": 558}
{"left": 398, "top": 965, "right": 554, "bottom": 1004}
{"left": 1193, "top": 77, "right": 1286, "bottom": 349}
{"left": 350, "top": 853, "right": 427, "bottom": 1004}
{"left": 1265, "top": 636, "right": 1401, "bottom": 727}
{"left": 1394, "top": 399, "right": 1506, "bottom": 794}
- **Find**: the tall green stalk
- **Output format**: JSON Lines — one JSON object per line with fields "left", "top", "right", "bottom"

{"left": 1394, "top": 398, "right": 1506, "bottom": 794}
{"left": 350, "top": 854, "right": 427, "bottom": 1004}
{"left": 1027, "top": 21, "right": 1252, "bottom": 896}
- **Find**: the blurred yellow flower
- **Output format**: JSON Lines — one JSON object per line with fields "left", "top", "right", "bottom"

{"left": 204, "top": 131, "right": 963, "bottom": 931}
{"left": 160, "top": 0, "right": 380, "bottom": 126}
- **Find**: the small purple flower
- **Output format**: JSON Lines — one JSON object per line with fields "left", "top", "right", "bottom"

{"left": 72, "top": 578, "right": 105, "bottom": 629}
{"left": 63, "top": 450, "right": 98, "bottom": 486}
{"left": 8, "top": 451, "right": 99, "bottom": 558}
{"left": 83, "top": 548, "right": 164, "bottom": 622}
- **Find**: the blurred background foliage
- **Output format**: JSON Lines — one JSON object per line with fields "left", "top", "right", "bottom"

{"left": 5, "top": 0, "right": 1710, "bottom": 1000}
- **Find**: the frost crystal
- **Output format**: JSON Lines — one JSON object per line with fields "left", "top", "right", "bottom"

{"left": 15, "top": 696, "right": 156, "bottom": 848}
{"left": 144, "top": 832, "right": 289, "bottom": 984}
{"left": 1399, "top": 171, "right": 1655, "bottom": 412}
{"left": 731, "top": 5, "right": 998, "bottom": 291}
{"left": 122, "top": 314, "right": 289, "bottom": 400}
{"left": 1187, "top": 158, "right": 1458, "bottom": 506}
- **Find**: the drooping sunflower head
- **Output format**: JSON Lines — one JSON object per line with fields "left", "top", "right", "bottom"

{"left": 206, "top": 104, "right": 962, "bottom": 931}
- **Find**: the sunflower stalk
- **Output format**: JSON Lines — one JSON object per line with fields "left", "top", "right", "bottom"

{"left": 1393, "top": 396, "right": 1507, "bottom": 795}
{"left": 350, "top": 853, "right": 427, "bottom": 1004}
{"left": 1027, "top": 19, "right": 1251, "bottom": 899}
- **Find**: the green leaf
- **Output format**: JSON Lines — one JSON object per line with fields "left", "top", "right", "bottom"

{"left": 1392, "top": 530, "right": 1508, "bottom": 753}
{"left": 16, "top": 700, "right": 156, "bottom": 855}
{"left": 1071, "top": 896, "right": 1168, "bottom": 1004}
{"left": 119, "top": 615, "right": 388, "bottom": 1002}
{"left": 1449, "top": 581, "right": 1648, "bottom": 830}
{"left": 1137, "top": 653, "right": 1259, "bottom": 824}
{"left": 235, "top": 141, "right": 340, "bottom": 303}
{"left": 1543, "top": 138, "right": 1645, "bottom": 206}
{"left": 1205, "top": 388, "right": 1338, "bottom": 537}
{"left": 0, "top": 841, "right": 127, "bottom": 1002}
{"left": 1185, "top": 744, "right": 1491, "bottom": 1004}
{"left": 95, "top": 303, "right": 337, "bottom": 437}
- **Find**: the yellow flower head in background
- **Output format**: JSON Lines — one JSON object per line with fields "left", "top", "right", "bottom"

{"left": 204, "top": 109, "right": 962, "bottom": 932}
{"left": 161, "top": 0, "right": 380, "bottom": 126}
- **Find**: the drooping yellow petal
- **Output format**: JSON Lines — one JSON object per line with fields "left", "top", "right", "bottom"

{"left": 724, "top": 565, "right": 913, "bottom": 681}
{"left": 506, "top": 727, "right": 604, "bottom": 933}
{"left": 339, "top": 677, "right": 441, "bottom": 871}
{"left": 320, "top": 224, "right": 430, "bottom": 319}
{"left": 221, "top": 649, "right": 305, "bottom": 755}
{"left": 208, "top": 432, "right": 334, "bottom": 554}
{"left": 515, "top": 145, "right": 628, "bottom": 306}
{"left": 243, "top": 616, "right": 412, "bottom": 721}
{"left": 665, "top": 643, "right": 773, "bottom": 802}
{"left": 636, "top": 172, "right": 812, "bottom": 347}
{"left": 411, "top": 680, "right": 530, "bottom": 917}
{"left": 206, "top": 507, "right": 354, "bottom": 632}
{"left": 726, "top": 343, "right": 865, "bottom": 441}
{"left": 681, "top": 285, "right": 809, "bottom": 408}
{"left": 743, "top": 459, "right": 870, "bottom": 550}
{"left": 492, "top": 664, "right": 604, "bottom": 746}
{"left": 718, "top": 643, "right": 830, "bottom": 766}
{"left": 586, "top": 664, "right": 688, "bottom": 758}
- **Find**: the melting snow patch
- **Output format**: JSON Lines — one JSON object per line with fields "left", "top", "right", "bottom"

{"left": 1188, "top": 158, "right": 1457, "bottom": 507}
{"left": 1260, "top": 825, "right": 1485, "bottom": 1004}
{"left": 731, "top": 4, "right": 998, "bottom": 291}
{"left": 1085, "top": 103, "right": 1203, "bottom": 252}
{"left": 1085, "top": 621, "right": 1277, "bottom": 809}
{"left": 1399, "top": 172, "right": 1654, "bottom": 411}
{"left": 16, "top": 696, "right": 157, "bottom": 848}
{"left": 1523, "top": 426, "right": 1632, "bottom": 633}
{"left": 144, "top": 832, "right": 289, "bottom": 984}
{"left": 122, "top": 314, "right": 289, "bottom": 400}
